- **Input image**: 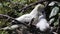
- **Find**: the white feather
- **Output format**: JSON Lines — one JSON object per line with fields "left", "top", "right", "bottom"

{"left": 36, "top": 15, "right": 50, "bottom": 31}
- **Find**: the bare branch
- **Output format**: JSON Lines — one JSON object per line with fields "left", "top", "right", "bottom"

{"left": 0, "top": 25, "right": 19, "bottom": 30}
{"left": 0, "top": 14, "right": 37, "bottom": 27}
{"left": 19, "top": 0, "right": 47, "bottom": 12}
{"left": 0, "top": 14, "right": 13, "bottom": 19}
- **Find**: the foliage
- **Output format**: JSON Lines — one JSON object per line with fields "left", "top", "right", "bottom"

{"left": 0, "top": 0, "right": 38, "bottom": 34}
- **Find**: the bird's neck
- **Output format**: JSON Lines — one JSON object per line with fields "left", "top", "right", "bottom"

{"left": 30, "top": 8, "right": 39, "bottom": 16}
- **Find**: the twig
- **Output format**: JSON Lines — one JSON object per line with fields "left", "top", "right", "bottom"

{"left": 0, "top": 14, "right": 30, "bottom": 30}
{"left": 19, "top": 0, "right": 47, "bottom": 13}
{"left": 0, "top": 25, "right": 19, "bottom": 30}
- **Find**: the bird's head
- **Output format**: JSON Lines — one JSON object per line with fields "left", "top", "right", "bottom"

{"left": 36, "top": 4, "right": 46, "bottom": 16}
{"left": 34, "top": 4, "right": 45, "bottom": 11}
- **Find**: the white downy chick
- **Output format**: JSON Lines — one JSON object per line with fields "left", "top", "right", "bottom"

{"left": 36, "top": 14, "right": 50, "bottom": 32}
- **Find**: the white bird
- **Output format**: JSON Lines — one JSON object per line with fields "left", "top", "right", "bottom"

{"left": 12, "top": 4, "right": 45, "bottom": 24}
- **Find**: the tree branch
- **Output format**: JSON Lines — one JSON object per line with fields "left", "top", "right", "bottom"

{"left": 19, "top": 0, "right": 47, "bottom": 13}
{"left": 0, "top": 14, "right": 30, "bottom": 30}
